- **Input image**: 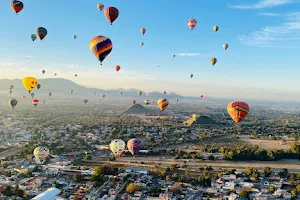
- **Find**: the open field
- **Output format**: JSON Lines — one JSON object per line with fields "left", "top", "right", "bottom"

{"left": 240, "top": 135, "right": 293, "bottom": 150}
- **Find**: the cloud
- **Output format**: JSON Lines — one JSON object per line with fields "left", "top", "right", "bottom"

{"left": 177, "top": 53, "right": 200, "bottom": 56}
{"left": 258, "top": 12, "right": 282, "bottom": 16}
{"left": 229, "top": 0, "right": 295, "bottom": 9}
{"left": 237, "top": 12, "right": 300, "bottom": 47}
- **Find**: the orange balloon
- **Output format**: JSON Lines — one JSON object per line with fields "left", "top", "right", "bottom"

{"left": 227, "top": 102, "right": 249, "bottom": 124}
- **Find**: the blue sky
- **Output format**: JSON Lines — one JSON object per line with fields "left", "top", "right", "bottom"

{"left": 1, "top": 0, "right": 300, "bottom": 100}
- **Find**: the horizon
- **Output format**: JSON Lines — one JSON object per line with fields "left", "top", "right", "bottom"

{"left": 1, "top": 0, "right": 300, "bottom": 101}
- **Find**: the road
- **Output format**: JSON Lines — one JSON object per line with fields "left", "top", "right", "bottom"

{"left": 83, "top": 156, "right": 300, "bottom": 173}
{"left": 0, "top": 147, "right": 23, "bottom": 160}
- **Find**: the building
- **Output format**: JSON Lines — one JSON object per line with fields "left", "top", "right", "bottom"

{"left": 32, "top": 187, "right": 61, "bottom": 200}
{"left": 14, "top": 167, "right": 28, "bottom": 174}
{"left": 125, "top": 167, "right": 149, "bottom": 175}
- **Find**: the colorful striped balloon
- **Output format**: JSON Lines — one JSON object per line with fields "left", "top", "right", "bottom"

{"left": 36, "top": 27, "right": 47, "bottom": 41}
{"left": 10, "top": 0, "right": 23, "bottom": 15}
{"left": 157, "top": 98, "right": 169, "bottom": 111}
{"left": 89, "top": 36, "right": 112, "bottom": 65}
{"left": 227, "top": 102, "right": 250, "bottom": 124}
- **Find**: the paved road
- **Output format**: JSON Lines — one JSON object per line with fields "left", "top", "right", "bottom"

{"left": 85, "top": 156, "right": 300, "bottom": 173}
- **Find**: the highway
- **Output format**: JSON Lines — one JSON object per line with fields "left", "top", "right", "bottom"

{"left": 82, "top": 156, "right": 300, "bottom": 173}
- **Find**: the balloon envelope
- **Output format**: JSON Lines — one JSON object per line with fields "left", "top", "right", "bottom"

{"left": 9, "top": 99, "right": 18, "bottom": 108}
{"left": 36, "top": 27, "right": 47, "bottom": 41}
{"left": 22, "top": 77, "right": 38, "bottom": 92}
{"left": 90, "top": 36, "right": 112, "bottom": 65}
{"left": 127, "top": 138, "right": 142, "bottom": 156}
{"left": 140, "top": 28, "right": 146, "bottom": 35}
{"left": 227, "top": 102, "right": 250, "bottom": 124}
{"left": 33, "top": 146, "right": 49, "bottom": 159}
{"left": 104, "top": 7, "right": 119, "bottom": 25}
{"left": 157, "top": 98, "right": 169, "bottom": 111}
{"left": 187, "top": 18, "right": 197, "bottom": 30}
{"left": 110, "top": 139, "right": 126, "bottom": 157}
{"left": 132, "top": 100, "right": 136, "bottom": 105}
{"left": 10, "top": 0, "right": 23, "bottom": 14}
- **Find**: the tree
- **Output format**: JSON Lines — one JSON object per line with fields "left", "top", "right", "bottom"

{"left": 3, "top": 186, "right": 13, "bottom": 197}
{"left": 2, "top": 162, "right": 9, "bottom": 168}
{"left": 263, "top": 166, "right": 272, "bottom": 177}
{"left": 217, "top": 172, "right": 223, "bottom": 178}
{"left": 269, "top": 186, "right": 275, "bottom": 193}
{"left": 296, "top": 184, "right": 300, "bottom": 193}
{"left": 239, "top": 190, "right": 250, "bottom": 199}
{"left": 208, "top": 155, "right": 214, "bottom": 160}
{"left": 279, "top": 168, "right": 289, "bottom": 178}
{"left": 72, "top": 174, "right": 83, "bottom": 182}
{"left": 166, "top": 175, "right": 170, "bottom": 182}
{"left": 246, "top": 167, "right": 254, "bottom": 176}
{"left": 290, "top": 173, "right": 295, "bottom": 185}
{"left": 251, "top": 170, "right": 260, "bottom": 182}
{"left": 85, "top": 154, "right": 92, "bottom": 160}
{"left": 126, "top": 183, "right": 140, "bottom": 194}
{"left": 291, "top": 190, "right": 297, "bottom": 198}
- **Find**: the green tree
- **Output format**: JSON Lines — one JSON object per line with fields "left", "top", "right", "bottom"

{"left": 246, "top": 167, "right": 254, "bottom": 176}
{"left": 166, "top": 175, "right": 170, "bottom": 182}
{"left": 239, "top": 190, "right": 250, "bottom": 199}
{"left": 2, "top": 162, "right": 9, "bottom": 168}
{"left": 291, "top": 190, "right": 297, "bottom": 198}
{"left": 269, "top": 186, "right": 275, "bottom": 193}
{"left": 263, "top": 166, "right": 272, "bottom": 177}
{"left": 296, "top": 184, "right": 300, "bottom": 193}
{"left": 290, "top": 173, "right": 295, "bottom": 185}
{"left": 85, "top": 154, "right": 92, "bottom": 160}
{"left": 126, "top": 183, "right": 140, "bottom": 194}
{"left": 72, "top": 174, "right": 83, "bottom": 182}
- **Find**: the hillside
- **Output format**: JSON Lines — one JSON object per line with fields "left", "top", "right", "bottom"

{"left": 123, "top": 104, "right": 153, "bottom": 115}
{"left": 0, "top": 78, "right": 183, "bottom": 97}
{"left": 183, "top": 116, "right": 219, "bottom": 126}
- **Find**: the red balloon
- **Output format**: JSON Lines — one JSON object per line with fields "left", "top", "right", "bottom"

{"left": 104, "top": 7, "right": 119, "bottom": 25}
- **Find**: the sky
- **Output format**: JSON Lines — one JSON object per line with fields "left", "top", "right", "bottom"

{"left": 1, "top": 0, "right": 300, "bottom": 101}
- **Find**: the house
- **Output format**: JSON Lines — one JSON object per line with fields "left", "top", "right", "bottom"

{"left": 125, "top": 167, "right": 149, "bottom": 175}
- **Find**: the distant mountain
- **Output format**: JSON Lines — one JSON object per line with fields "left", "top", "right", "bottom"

{"left": 0, "top": 78, "right": 183, "bottom": 97}
{"left": 123, "top": 104, "right": 153, "bottom": 115}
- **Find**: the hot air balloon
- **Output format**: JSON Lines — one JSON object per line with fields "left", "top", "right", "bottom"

{"left": 140, "top": 42, "right": 144, "bottom": 46}
{"left": 75, "top": 74, "right": 77, "bottom": 77}
{"left": 190, "top": 74, "right": 193, "bottom": 78}
{"left": 163, "top": 91, "right": 166, "bottom": 95}
{"left": 33, "top": 146, "right": 49, "bottom": 161}
{"left": 146, "top": 93, "right": 149, "bottom": 96}
{"left": 120, "top": 91, "right": 123, "bottom": 95}
{"left": 187, "top": 18, "right": 197, "bottom": 30}
{"left": 42, "top": 70, "right": 45, "bottom": 74}
{"left": 210, "top": 58, "right": 217, "bottom": 66}
{"left": 54, "top": 73, "right": 57, "bottom": 76}
{"left": 157, "top": 65, "right": 159, "bottom": 67}
{"left": 157, "top": 98, "right": 169, "bottom": 111}
{"left": 89, "top": 36, "right": 112, "bottom": 65}
{"left": 132, "top": 100, "right": 136, "bottom": 105}
{"left": 9, "top": 85, "right": 14, "bottom": 90}
{"left": 22, "top": 77, "right": 38, "bottom": 93}
{"left": 22, "top": 96, "right": 26, "bottom": 100}
{"left": 192, "top": 114, "right": 198, "bottom": 121}
{"left": 152, "top": 100, "right": 155, "bottom": 104}
{"left": 173, "top": 54, "right": 176, "bottom": 58}
{"left": 48, "top": 92, "right": 52, "bottom": 97}
{"left": 103, "top": 94, "right": 105, "bottom": 98}
{"left": 9, "top": 90, "right": 12, "bottom": 95}
{"left": 140, "top": 28, "right": 146, "bottom": 35}
{"left": 97, "top": 3, "right": 104, "bottom": 11}
{"left": 70, "top": 89, "right": 73, "bottom": 94}
{"left": 223, "top": 44, "right": 228, "bottom": 50}
{"left": 213, "top": 26, "right": 219, "bottom": 32}
{"left": 9, "top": 99, "right": 18, "bottom": 109}
{"left": 73, "top": 35, "right": 77, "bottom": 40}
{"left": 109, "top": 139, "right": 126, "bottom": 157}
{"left": 83, "top": 99, "right": 88, "bottom": 104}
{"left": 32, "top": 99, "right": 39, "bottom": 107}
{"left": 138, "top": 91, "right": 142, "bottom": 96}
{"left": 31, "top": 34, "right": 37, "bottom": 41}
{"left": 31, "top": 93, "right": 35, "bottom": 99}
{"left": 144, "top": 100, "right": 150, "bottom": 105}
{"left": 10, "top": 0, "right": 23, "bottom": 15}
{"left": 37, "top": 84, "right": 41, "bottom": 90}
{"left": 227, "top": 102, "right": 250, "bottom": 124}
{"left": 200, "top": 94, "right": 204, "bottom": 98}
{"left": 115, "top": 65, "right": 120, "bottom": 72}
{"left": 176, "top": 99, "right": 179, "bottom": 102}
{"left": 104, "top": 7, "right": 119, "bottom": 25}
{"left": 127, "top": 138, "right": 142, "bottom": 156}
{"left": 36, "top": 27, "right": 47, "bottom": 41}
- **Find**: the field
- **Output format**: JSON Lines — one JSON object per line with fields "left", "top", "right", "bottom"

{"left": 240, "top": 135, "right": 292, "bottom": 150}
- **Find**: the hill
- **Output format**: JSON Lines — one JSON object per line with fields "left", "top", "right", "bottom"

{"left": 123, "top": 104, "right": 153, "bottom": 115}
{"left": 183, "top": 116, "right": 219, "bottom": 126}
{"left": 0, "top": 78, "right": 183, "bottom": 98}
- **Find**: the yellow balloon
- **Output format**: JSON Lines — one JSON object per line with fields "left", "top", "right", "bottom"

{"left": 22, "top": 77, "right": 38, "bottom": 92}
{"left": 192, "top": 114, "right": 198, "bottom": 121}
